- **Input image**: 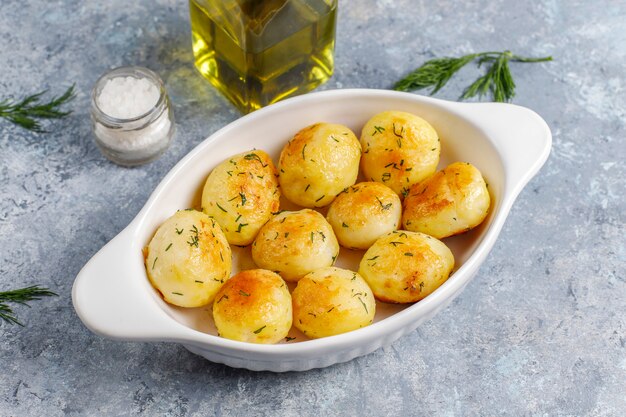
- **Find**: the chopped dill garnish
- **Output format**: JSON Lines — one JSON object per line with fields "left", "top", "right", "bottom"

{"left": 376, "top": 196, "right": 392, "bottom": 210}
{"left": 244, "top": 153, "right": 268, "bottom": 167}
{"left": 187, "top": 225, "right": 199, "bottom": 248}
{"left": 215, "top": 202, "right": 228, "bottom": 213}
{"left": 372, "top": 125, "right": 385, "bottom": 135}
{"left": 357, "top": 297, "right": 368, "bottom": 313}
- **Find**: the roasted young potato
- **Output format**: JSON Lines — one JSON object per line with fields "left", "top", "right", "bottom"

{"left": 202, "top": 150, "right": 280, "bottom": 246}
{"left": 212, "top": 269, "right": 292, "bottom": 344}
{"left": 292, "top": 267, "right": 376, "bottom": 339}
{"left": 360, "top": 111, "right": 440, "bottom": 198}
{"left": 278, "top": 123, "right": 361, "bottom": 207}
{"left": 402, "top": 162, "right": 490, "bottom": 239}
{"left": 358, "top": 230, "right": 454, "bottom": 303}
{"left": 326, "top": 182, "right": 401, "bottom": 250}
{"left": 145, "top": 210, "right": 232, "bottom": 307}
{"left": 251, "top": 209, "right": 339, "bottom": 282}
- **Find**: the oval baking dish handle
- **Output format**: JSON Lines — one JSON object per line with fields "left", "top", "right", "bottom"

{"left": 72, "top": 229, "right": 188, "bottom": 341}
{"left": 463, "top": 102, "right": 552, "bottom": 193}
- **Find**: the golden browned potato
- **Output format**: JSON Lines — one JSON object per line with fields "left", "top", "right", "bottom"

{"left": 278, "top": 123, "right": 361, "bottom": 207}
{"left": 292, "top": 267, "right": 376, "bottom": 339}
{"left": 402, "top": 162, "right": 490, "bottom": 239}
{"left": 358, "top": 230, "right": 454, "bottom": 303}
{"left": 212, "top": 269, "right": 292, "bottom": 344}
{"left": 251, "top": 209, "right": 339, "bottom": 282}
{"left": 360, "top": 111, "right": 440, "bottom": 198}
{"left": 202, "top": 150, "right": 280, "bottom": 246}
{"left": 145, "top": 210, "right": 232, "bottom": 307}
{"left": 326, "top": 182, "right": 401, "bottom": 250}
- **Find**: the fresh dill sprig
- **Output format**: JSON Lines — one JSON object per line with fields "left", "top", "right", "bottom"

{"left": 0, "top": 285, "right": 57, "bottom": 326}
{"left": 394, "top": 54, "right": 478, "bottom": 94}
{"left": 393, "top": 51, "right": 552, "bottom": 102}
{"left": 0, "top": 84, "right": 76, "bottom": 132}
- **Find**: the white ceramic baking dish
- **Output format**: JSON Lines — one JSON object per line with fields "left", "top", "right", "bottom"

{"left": 72, "top": 89, "right": 551, "bottom": 372}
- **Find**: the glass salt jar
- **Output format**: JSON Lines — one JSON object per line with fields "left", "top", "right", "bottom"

{"left": 91, "top": 66, "right": 175, "bottom": 166}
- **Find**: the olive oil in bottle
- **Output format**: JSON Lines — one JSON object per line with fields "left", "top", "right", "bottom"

{"left": 189, "top": 0, "right": 337, "bottom": 113}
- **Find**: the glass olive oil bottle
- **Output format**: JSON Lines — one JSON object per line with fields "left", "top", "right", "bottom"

{"left": 189, "top": 0, "right": 337, "bottom": 113}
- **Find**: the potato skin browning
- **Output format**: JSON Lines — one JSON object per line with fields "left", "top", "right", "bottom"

{"left": 292, "top": 267, "right": 376, "bottom": 339}
{"left": 212, "top": 269, "right": 292, "bottom": 344}
{"left": 402, "top": 162, "right": 490, "bottom": 239}
{"left": 251, "top": 209, "right": 339, "bottom": 282}
{"left": 202, "top": 150, "right": 280, "bottom": 246}
{"left": 146, "top": 210, "right": 232, "bottom": 307}
{"left": 358, "top": 231, "right": 454, "bottom": 303}
{"left": 327, "top": 182, "right": 401, "bottom": 250}
{"left": 278, "top": 123, "right": 361, "bottom": 208}
{"left": 360, "top": 111, "right": 440, "bottom": 198}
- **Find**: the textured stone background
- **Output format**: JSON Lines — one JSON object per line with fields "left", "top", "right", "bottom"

{"left": 1, "top": 0, "right": 625, "bottom": 416}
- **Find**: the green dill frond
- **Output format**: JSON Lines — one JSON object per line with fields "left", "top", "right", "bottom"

{"left": 0, "top": 285, "right": 57, "bottom": 326}
{"left": 394, "top": 54, "right": 477, "bottom": 94}
{"left": 0, "top": 84, "right": 76, "bottom": 132}
{"left": 394, "top": 51, "right": 552, "bottom": 102}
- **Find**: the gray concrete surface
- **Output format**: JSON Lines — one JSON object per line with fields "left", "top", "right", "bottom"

{"left": 1, "top": 0, "right": 624, "bottom": 416}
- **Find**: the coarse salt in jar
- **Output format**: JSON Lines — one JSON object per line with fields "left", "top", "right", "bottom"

{"left": 91, "top": 66, "right": 175, "bottom": 166}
